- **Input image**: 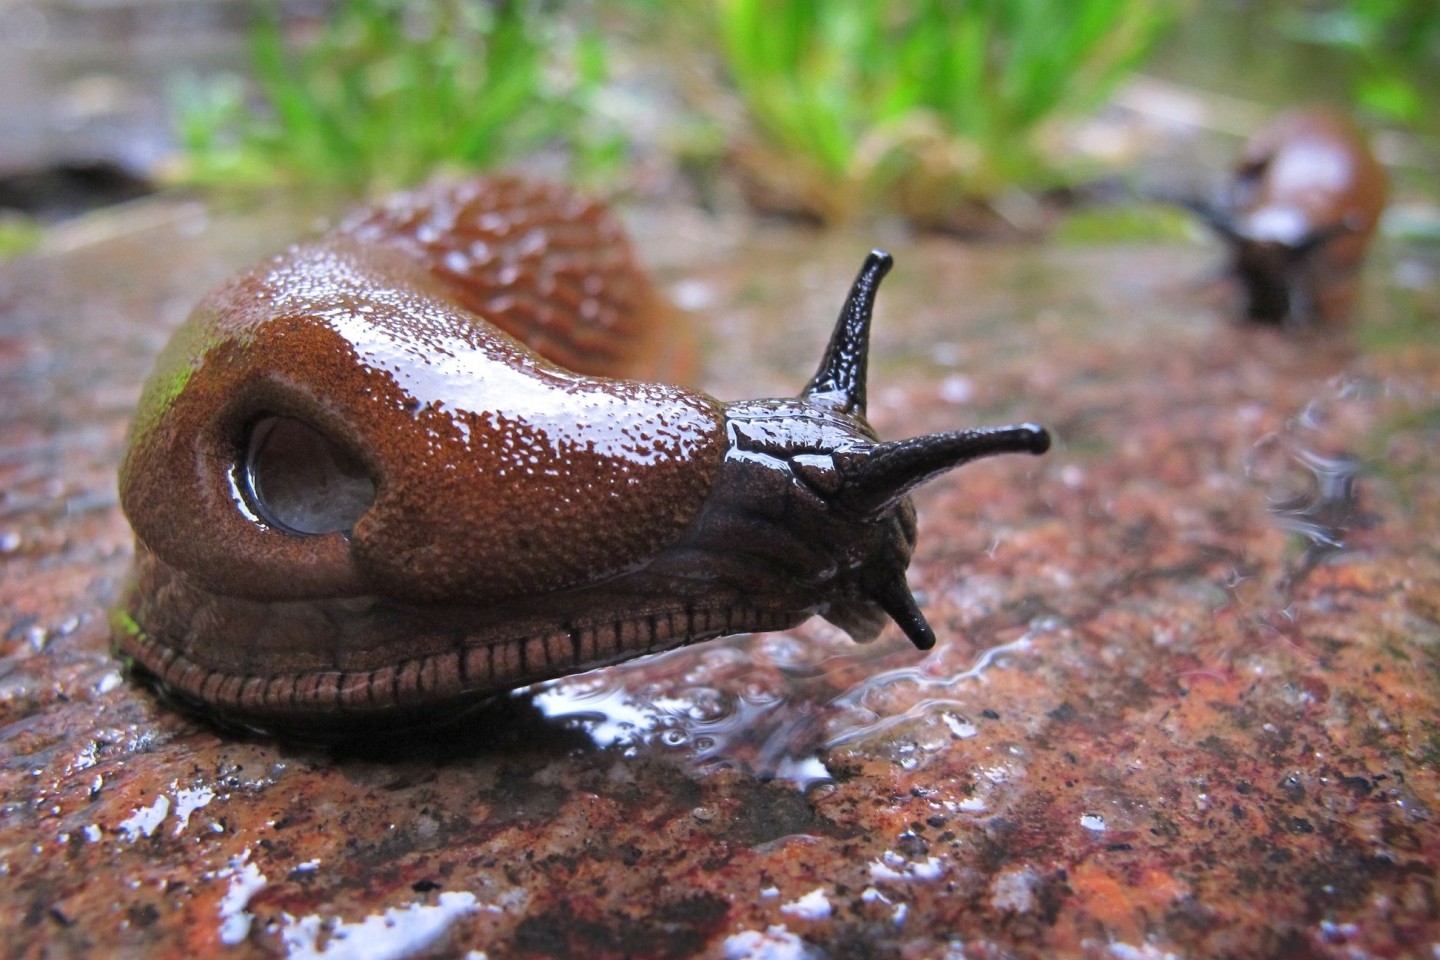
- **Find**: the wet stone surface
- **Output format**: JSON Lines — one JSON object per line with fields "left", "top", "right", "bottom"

{"left": 2, "top": 196, "right": 1439, "bottom": 959}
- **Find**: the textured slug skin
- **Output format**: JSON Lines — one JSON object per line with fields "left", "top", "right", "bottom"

{"left": 117, "top": 178, "right": 742, "bottom": 733}
{"left": 1226, "top": 108, "right": 1387, "bottom": 325}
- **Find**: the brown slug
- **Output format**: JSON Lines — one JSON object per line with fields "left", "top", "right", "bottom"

{"left": 1185, "top": 107, "right": 1387, "bottom": 327}
{"left": 114, "top": 176, "right": 1050, "bottom": 736}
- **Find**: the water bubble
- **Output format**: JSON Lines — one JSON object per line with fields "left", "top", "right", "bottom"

{"left": 940, "top": 713, "right": 979, "bottom": 739}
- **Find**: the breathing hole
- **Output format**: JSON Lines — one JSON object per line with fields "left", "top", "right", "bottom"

{"left": 244, "top": 416, "right": 375, "bottom": 536}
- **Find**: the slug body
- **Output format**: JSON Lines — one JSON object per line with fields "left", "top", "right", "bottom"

{"left": 115, "top": 177, "right": 1049, "bottom": 736}
{"left": 1186, "top": 108, "right": 1387, "bottom": 327}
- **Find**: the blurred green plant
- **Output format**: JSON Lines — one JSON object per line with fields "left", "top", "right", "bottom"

{"left": 1053, "top": 203, "right": 1195, "bottom": 244}
{"left": 716, "top": 0, "right": 1176, "bottom": 228}
{"left": 0, "top": 212, "right": 42, "bottom": 261}
{"left": 170, "top": 0, "right": 622, "bottom": 192}
{"left": 1278, "top": 0, "right": 1440, "bottom": 131}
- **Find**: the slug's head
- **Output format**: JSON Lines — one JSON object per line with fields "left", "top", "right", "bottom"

{"left": 703, "top": 251, "right": 1050, "bottom": 651}
{"left": 1169, "top": 189, "right": 1361, "bottom": 324}
{"left": 1231, "top": 219, "right": 1360, "bottom": 323}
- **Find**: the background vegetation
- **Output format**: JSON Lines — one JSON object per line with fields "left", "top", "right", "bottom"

{"left": 172, "top": 0, "right": 620, "bottom": 191}
{"left": 1278, "top": 0, "right": 1439, "bottom": 132}
{"left": 161, "top": 0, "right": 1439, "bottom": 232}
{"left": 715, "top": 0, "right": 1175, "bottom": 227}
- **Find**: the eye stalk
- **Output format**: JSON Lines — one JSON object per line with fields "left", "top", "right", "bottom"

{"left": 835, "top": 424, "right": 1051, "bottom": 518}
{"left": 803, "top": 248, "right": 892, "bottom": 415}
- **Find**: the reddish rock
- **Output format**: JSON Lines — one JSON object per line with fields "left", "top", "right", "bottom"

{"left": 1, "top": 198, "right": 1437, "bottom": 958}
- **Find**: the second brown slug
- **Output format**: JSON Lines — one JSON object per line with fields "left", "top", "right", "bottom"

{"left": 114, "top": 176, "right": 1050, "bottom": 736}
{"left": 1185, "top": 107, "right": 1387, "bottom": 327}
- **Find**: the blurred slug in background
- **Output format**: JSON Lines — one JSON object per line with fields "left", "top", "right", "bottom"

{"left": 1180, "top": 107, "right": 1388, "bottom": 328}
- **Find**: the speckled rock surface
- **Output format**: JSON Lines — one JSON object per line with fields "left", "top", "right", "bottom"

{"left": 2, "top": 196, "right": 1438, "bottom": 959}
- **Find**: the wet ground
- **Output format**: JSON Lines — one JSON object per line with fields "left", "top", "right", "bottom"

{"left": 2, "top": 188, "right": 1438, "bottom": 958}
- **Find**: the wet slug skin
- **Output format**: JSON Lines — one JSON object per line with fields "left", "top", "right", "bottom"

{"left": 114, "top": 176, "right": 1050, "bottom": 737}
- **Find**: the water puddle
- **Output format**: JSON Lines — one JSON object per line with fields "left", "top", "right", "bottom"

{"left": 1248, "top": 372, "right": 1434, "bottom": 598}
{"left": 1267, "top": 444, "right": 1365, "bottom": 594}
{"left": 529, "top": 617, "right": 1053, "bottom": 789}
{"left": 1248, "top": 379, "right": 1373, "bottom": 596}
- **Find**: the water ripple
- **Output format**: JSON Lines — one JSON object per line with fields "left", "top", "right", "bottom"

{"left": 528, "top": 617, "right": 1048, "bottom": 789}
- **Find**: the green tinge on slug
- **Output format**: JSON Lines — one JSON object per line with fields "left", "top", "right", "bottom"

{"left": 106, "top": 605, "right": 141, "bottom": 672}
{"left": 124, "top": 304, "right": 224, "bottom": 446}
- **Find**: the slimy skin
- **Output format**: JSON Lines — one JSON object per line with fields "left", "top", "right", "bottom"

{"left": 115, "top": 177, "right": 1049, "bottom": 736}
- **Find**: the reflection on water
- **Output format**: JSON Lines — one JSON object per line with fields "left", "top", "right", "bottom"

{"left": 529, "top": 619, "right": 1053, "bottom": 790}
{"left": 821, "top": 630, "right": 1044, "bottom": 748}
{"left": 1248, "top": 376, "right": 1377, "bottom": 597}
{"left": 1268, "top": 446, "right": 1363, "bottom": 592}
